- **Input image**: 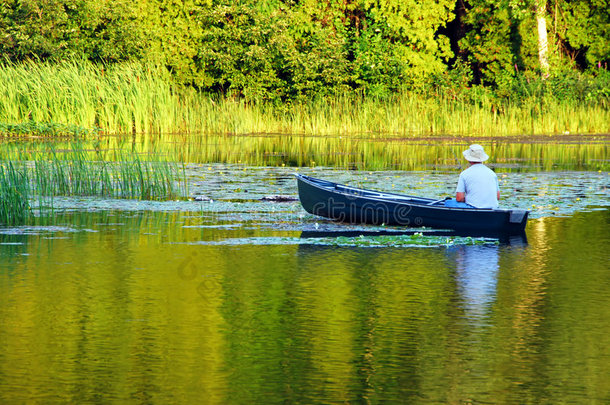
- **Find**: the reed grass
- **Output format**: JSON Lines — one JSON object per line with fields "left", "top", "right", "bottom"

{"left": 31, "top": 146, "right": 185, "bottom": 200}
{"left": 0, "top": 161, "right": 31, "bottom": 226}
{"left": 0, "top": 121, "right": 100, "bottom": 137}
{"left": 0, "top": 60, "right": 608, "bottom": 137}
{"left": 0, "top": 144, "right": 187, "bottom": 225}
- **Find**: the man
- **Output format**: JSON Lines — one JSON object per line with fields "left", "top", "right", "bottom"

{"left": 445, "top": 144, "right": 500, "bottom": 209}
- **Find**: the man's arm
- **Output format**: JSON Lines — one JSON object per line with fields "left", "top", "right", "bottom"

{"left": 497, "top": 191, "right": 500, "bottom": 200}
{"left": 456, "top": 174, "right": 465, "bottom": 202}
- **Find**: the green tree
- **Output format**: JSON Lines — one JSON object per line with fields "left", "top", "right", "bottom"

{"left": 0, "top": 0, "right": 146, "bottom": 62}
{"left": 142, "top": 0, "right": 210, "bottom": 87}
{"left": 458, "top": 0, "right": 609, "bottom": 87}
{"left": 460, "top": 0, "right": 536, "bottom": 85}
{"left": 1, "top": 0, "right": 607, "bottom": 99}
{"left": 351, "top": 0, "right": 454, "bottom": 94}
{"left": 553, "top": 0, "right": 610, "bottom": 69}
{"left": 194, "top": 1, "right": 352, "bottom": 99}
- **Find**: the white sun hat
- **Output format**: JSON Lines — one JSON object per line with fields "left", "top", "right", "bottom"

{"left": 462, "top": 144, "right": 489, "bottom": 162}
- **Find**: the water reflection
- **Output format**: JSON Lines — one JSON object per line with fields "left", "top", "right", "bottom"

{"left": 451, "top": 245, "right": 500, "bottom": 322}
{"left": 1, "top": 135, "right": 608, "bottom": 171}
{"left": 0, "top": 203, "right": 608, "bottom": 403}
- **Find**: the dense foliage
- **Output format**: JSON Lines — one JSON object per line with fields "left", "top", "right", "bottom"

{"left": 0, "top": 0, "right": 608, "bottom": 100}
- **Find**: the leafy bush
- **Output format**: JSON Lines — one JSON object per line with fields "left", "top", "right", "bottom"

{"left": 0, "top": 0, "right": 607, "bottom": 101}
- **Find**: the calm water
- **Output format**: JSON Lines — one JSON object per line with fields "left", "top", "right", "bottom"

{"left": 1, "top": 144, "right": 610, "bottom": 403}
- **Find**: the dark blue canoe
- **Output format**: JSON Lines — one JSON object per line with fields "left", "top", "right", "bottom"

{"left": 295, "top": 174, "right": 529, "bottom": 234}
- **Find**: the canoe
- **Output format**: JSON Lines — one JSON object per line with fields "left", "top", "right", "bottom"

{"left": 295, "top": 174, "right": 529, "bottom": 235}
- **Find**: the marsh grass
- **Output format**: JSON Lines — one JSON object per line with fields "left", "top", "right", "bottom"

{"left": 32, "top": 146, "right": 185, "bottom": 199}
{"left": 0, "top": 60, "right": 608, "bottom": 137}
{"left": 0, "top": 144, "right": 186, "bottom": 225}
{"left": 0, "top": 162, "right": 31, "bottom": 226}
{"left": 0, "top": 121, "right": 100, "bottom": 137}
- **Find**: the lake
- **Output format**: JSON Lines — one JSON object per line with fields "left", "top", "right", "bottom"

{"left": 0, "top": 137, "right": 609, "bottom": 403}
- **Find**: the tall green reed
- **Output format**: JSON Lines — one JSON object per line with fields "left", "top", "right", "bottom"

{"left": 1, "top": 60, "right": 608, "bottom": 137}
{"left": 0, "top": 121, "right": 99, "bottom": 137}
{"left": 0, "top": 162, "right": 30, "bottom": 226}
{"left": 0, "top": 144, "right": 187, "bottom": 225}
{"left": 32, "top": 146, "right": 185, "bottom": 200}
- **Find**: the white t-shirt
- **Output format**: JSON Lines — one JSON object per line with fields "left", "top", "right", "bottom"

{"left": 456, "top": 164, "right": 499, "bottom": 208}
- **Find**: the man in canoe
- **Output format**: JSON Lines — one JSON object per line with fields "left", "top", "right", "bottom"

{"left": 445, "top": 144, "right": 500, "bottom": 209}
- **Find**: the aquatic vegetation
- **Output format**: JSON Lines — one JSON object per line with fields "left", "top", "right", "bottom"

{"left": 0, "top": 146, "right": 187, "bottom": 225}
{"left": 324, "top": 232, "right": 498, "bottom": 247}
{"left": 0, "top": 162, "right": 30, "bottom": 226}
{"left": 0, "top": 121, "right": 100, "bottom": 138}
{"left": 0, "top": 61, "right": 177, "bottom": 135}
{"left": 0, "top": 61, "right": 608, "bottom": 137}
{"left": 30, "top": 146, "right": 186, "bottom": 200}
{"left": 183, "top": 233, "right": 498, "bottom": 247}
{"left": 2, "top": 160, "right": 607, "bottom": 233}
{"left": 322, "top": 233, "right": 497, "bottom": 247}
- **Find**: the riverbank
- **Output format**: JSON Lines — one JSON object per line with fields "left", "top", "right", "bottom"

{"left": 1, "top": 61, "right": 609, "bottom": 137}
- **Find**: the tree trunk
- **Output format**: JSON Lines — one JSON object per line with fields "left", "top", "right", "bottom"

{"left": 536, "top": 0, "right": 550, "bottom": 77}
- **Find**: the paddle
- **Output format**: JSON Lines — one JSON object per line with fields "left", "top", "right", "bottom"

{"left": 426, "top": 197, "right": 452, "bottom": 206}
